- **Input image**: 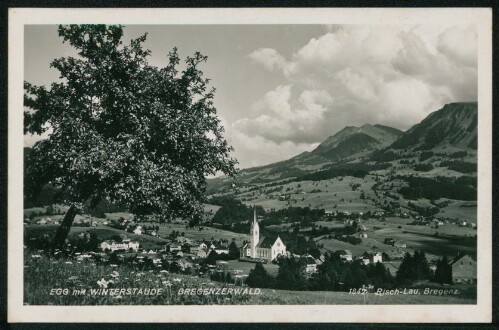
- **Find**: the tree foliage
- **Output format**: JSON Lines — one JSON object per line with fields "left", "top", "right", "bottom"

{"left": 246, "top": 262, "right": 274, "bottom": 288}
{"left": 396, "top": 251, "right": 433, "bottom": 284}
{"left": 275, "top": 257, "right": 308, "bottom": 291}
{"left": 24, "top": 25, "right": 237, "bottom": 223}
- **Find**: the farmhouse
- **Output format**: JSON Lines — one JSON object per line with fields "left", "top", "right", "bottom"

{"left": 449, "top": 254, "right": 477, "bottom": 284}
{"left": 300, "top": 256, "right": 318, "bottom": 274}
{"left": 371, "top": 252, "right": 383, "bottom": 264}
{"left": 243, "top": 209, "right": 286, "bottom": 262}
{"left": 100, "top": 240, "right": 139, "bottom": 252}
{"left": 211, "top": 244, "right": 229, "bottom": 255}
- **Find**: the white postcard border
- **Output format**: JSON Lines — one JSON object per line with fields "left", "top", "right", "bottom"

{"left": 8, "top": 7, "right": 493, "bottom": 323}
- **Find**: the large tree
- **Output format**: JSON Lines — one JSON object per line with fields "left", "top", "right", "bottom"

{"left": 24, "top": 25, "right": 237, "bottom": 248}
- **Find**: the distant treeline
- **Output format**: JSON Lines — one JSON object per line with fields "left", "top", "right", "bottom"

{"left": 208, "top": 196, "right": 265, "bottom": 225}
{"left": 398, "top": 175, "right": 477, "bottom": 201}
{"left": 296, "top": 162, "right": 390, "bottom": 182}
{"left": 439, "top": 161, "right": 476, "bottom": 174}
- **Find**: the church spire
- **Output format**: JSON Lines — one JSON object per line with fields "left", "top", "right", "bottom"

{"left": 253, "top": 206, "right": 257, "bottom": 224}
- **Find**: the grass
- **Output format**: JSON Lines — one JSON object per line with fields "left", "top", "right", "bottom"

{"left": 25, "top": 225, "right": 171, "bottom": 250}
{"left": 24, "top": 251, "right": 252, "bottom": 305}
{"left": 24, "top": 252, "right": 475, "bottom": 305}
{"left": 140, "top": 222, "right": 249, "bottom": 246}
{"left": 239, "top": 176, "right": 381, "bottom": 212}
{"left": 224, "top": 260, "right": 280, "bottom": 276}
{"left": 253, "top": 286, "right": 476, "bottom": 305}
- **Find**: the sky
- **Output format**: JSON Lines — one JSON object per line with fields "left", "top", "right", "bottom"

{"left": 24, "top": 24, "right": 477, "bottom": 169}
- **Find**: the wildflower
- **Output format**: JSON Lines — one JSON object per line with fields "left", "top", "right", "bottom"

{"left": 31, "top": 255, "right": 41, "bottom": 259}
{"left": 110, "top": 264, "right": 118, "bottom": 267}
{"left": 65, "top": 261, "right": 72, "bottom": 265}
{"left": 68, "top": 276, "right": 79, "bottom": 281}
{"left": 173, "top": 278, "right": 181, "bottom": 282}
{"left": 110, "top": 271, "right": 119, "bottom": 278}
{"left": 114, "top": 295, "right": 122, "bottom": 300}
{"left": 160, "top": 270, "right": 168, "bottom": 273}
{"left": 97, "top": 278, "right": 109, "bottom": 288}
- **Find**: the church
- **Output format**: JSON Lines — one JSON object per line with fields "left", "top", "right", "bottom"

{"left": 241, "top": 208, "right": 287, "bottom": 262}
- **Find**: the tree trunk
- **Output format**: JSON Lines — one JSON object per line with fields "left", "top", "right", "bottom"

{"left": 53, "top": 204, "right": 79, "bottom": 251}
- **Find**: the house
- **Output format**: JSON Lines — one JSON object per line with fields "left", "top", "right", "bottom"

{"left": 468, "top": 223, "right": 477, "bottom": 229}
{"left": 133, "top": 226, "right": 143, "bottom": 235}
{"left": 100, "top": 240, "right": 140, "bottom": 252}
{"left": 247, "top": 208, "right": 286, "bottom": 261}
{"left": 37, "top": 219, "right": 47, "bottom": 225}
{"left": 359, "top": 233, "right": 368, "bottom": 238}
{"left": 212, "top": 245, "right": 229, "bottom": 255}
{"left": 359, "top": 257, "right": 370, "bottom": 265}
{"left": 197, "top": 245, "right": 209, "bottom": 258}
{"left": 334, "top": 250, "right": 353, "bottom": 261}
{"left": 449, "top": 254, "right": 477, "bottom": 284}
{"left": 301, "top": 256, "right": 318, "bottom": 274}
{"left": 170, "top": 244, "right": 182, "bottom": 252}
{"left": 371, "top": 252, "right": 383, "bottom": 264}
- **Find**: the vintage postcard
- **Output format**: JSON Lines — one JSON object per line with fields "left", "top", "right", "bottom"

{"left": 8, "top": 7, "right": 492, "bottom": 323}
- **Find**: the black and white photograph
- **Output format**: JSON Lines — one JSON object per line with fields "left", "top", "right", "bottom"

{"left": 7, "top": 7, "right": 492, "bottom": 323}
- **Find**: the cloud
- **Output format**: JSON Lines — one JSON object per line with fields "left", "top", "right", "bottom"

{"left": 235, "top": 24, "right": 478, "bottom": 167}
{"left": 225, "top": 127, "right": 319, "bottom": 169}
{"left": 233, "top": 85, "right": 333, "bottom": 144}
{"left": 247, "top": 48, "right": 287, "bottom": 72}
{"left": 437, "top": 25, "right": 477, "bottom": 67}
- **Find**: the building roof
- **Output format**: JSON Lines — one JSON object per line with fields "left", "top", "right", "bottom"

{"left": 335, "top": 249, "right": 352, "bottom": 255}
{"left": 449, "top": 254, "right": 476, "bottom": 266}
{"left": 256, "top": 236, "right": 278, "bottom": 249}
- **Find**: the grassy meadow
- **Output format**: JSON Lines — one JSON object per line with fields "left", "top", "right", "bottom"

{"left": 24, "top": 252, "right": 475, "bottom": 305}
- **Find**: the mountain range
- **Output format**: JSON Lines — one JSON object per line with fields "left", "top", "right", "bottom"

{"left": 207, "top": 102, "right": 478, "bottom": 194}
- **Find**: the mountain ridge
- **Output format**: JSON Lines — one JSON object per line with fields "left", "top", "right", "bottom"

{"left": 207, "top": 102, "right": 478, "bottom": 194}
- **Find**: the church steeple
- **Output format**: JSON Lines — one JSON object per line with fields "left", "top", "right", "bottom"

{"left": 250, "top": 205, "right": 259, "bottom": 258}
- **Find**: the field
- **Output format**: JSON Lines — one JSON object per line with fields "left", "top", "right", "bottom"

{"left": 24, "top": 253, "right": 475, "bottom": 305}
{"left": 139, "top": 222, "right": 249, "bottom": 245}
{"left": 240, "top": 177, "right": 382, "bottom": 212}
{"left": 225, "top": 260, "right": 280, "bottom": 276}
{"left": 25, "top": 225, "right": 170, "bottom": 250}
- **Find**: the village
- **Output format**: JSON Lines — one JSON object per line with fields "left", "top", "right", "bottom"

{"left": 25, "top": 203, "right": 477, "bottom": 288}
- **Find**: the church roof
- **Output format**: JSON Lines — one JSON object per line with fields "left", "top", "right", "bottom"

{"left": 256, "top": 236, "right": 278, "bottom": 249}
